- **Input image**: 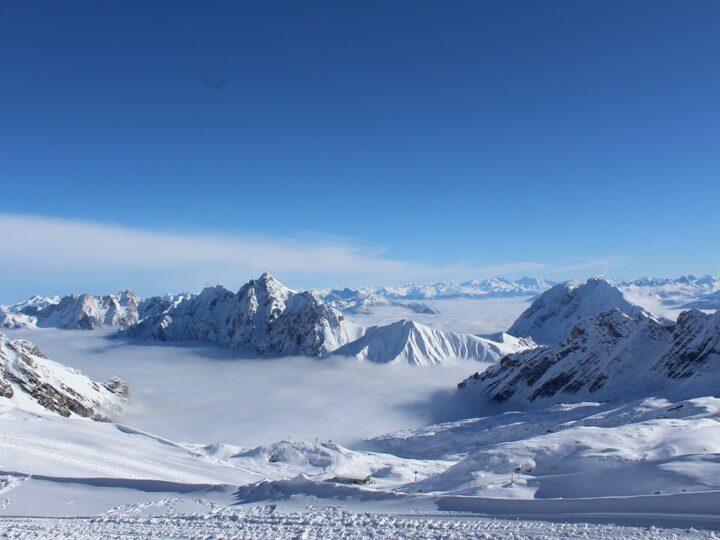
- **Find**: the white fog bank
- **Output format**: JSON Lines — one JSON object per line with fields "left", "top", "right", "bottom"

{"left": 3, "top": 328, "right": 483, "bottom": 447}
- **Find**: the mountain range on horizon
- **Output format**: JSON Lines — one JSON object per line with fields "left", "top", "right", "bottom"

{"left": 1, "top": 272, "right": 719, "bottom": 368}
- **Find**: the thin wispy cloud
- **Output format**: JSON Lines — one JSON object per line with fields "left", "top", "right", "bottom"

{"left": 0, "top": 214, "right": 620, "bottom": 300}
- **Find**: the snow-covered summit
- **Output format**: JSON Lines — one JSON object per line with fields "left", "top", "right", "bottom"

{"left": 507, "top": 277, "right": 654, "bottom": 345}
{"left": 334, "top": 319, "right": 535, "bottom": 366}
{"left": 461, "top": 308, "right": 720, "bottom": 407}
{"left": 124, "top": 273, "right": 355, "bottom": 357}
{"left": 0, "top": 332, "right": 128, "bottom": 419}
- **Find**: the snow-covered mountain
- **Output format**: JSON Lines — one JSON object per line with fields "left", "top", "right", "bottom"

{"left": 0, "top": 332, "right": 128, "bottom": 420}
{"left": 38, "top": 290, "right": 142, "bottom": 329}
{"left": 507, "top": 277, "right": 654, "bottom": 345}
{"left": 617, "top": 275, "right": 720, "bottom": 318}
{"left": 0, "top": 290, "right": 198, "bottom": 331}
{"left": 619, "top": 275, "right": 720, "bottom": 297}
{"left": 682, "top": 290, "right": 720, "bottom": 310}
{"left": 370, "top": 277, "right": 555, "bottom": 300}
{"left": 124, "top": 273, "right": 355, "bottom": 357}
{"left": 322, "top": 288, "right": 438, "bottom": 315}
{"left": 0, "top": 295, "right": 59, "bottom": 328}
{"left": 334, "top": 319, "right": 535, "bottom": 366}
{"left": 1, "top": 291, "right": 144, "bottom": 330}
{"left": 5, "top": 295, "right": 61, "bottom": 315}
{"left": 320, "top": 274, "right": 719, "bottom": 312}
{"left": 460, "top": 308, "right": 720, "bottom": 407}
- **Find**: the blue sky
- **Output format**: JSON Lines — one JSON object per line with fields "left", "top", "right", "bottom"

{"left": 1, "top": 1, "right": 719, "bottom": 301}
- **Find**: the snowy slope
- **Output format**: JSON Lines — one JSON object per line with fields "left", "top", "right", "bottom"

{"left": 401, "top": 396, "right": 720, "bottom": 499}
{"left": 507, "top": 277, "right": 654, "bottom": 345}
{"left": 461, "top": 308, "right": 720, "bottom": 407}
{"left": 0, "top": 404, "right": 448, "bottom": 493}
{"left": 0, "top": 332, "right": 128, "bottom": 420}
{"left": 0, "top": 406, "right": 257, "bottom": 485}
{"left": 334, "top": 320, "right": 535, "bottom": 366}
{"left": 124, "top": 274, "right": 356, "bottom": 356}
{"left": 366, "top": 392, "right": 720, "bottom": 500}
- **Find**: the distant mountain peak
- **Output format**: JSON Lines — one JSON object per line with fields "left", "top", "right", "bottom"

{"left": 507, "top": 277, "right": 653, "bottom": 345}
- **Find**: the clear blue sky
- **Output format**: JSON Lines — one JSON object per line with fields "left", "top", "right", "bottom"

{"left": 1, "top": 1, "right": 719, "bottom": 300}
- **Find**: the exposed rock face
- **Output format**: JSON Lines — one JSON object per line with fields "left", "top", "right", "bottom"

{"left": 460, "top": 308, "right": 720, "bottom": 407}
{"left": 334, "top": 319, "right": 535, "bottom": 366}
{"left": 507, "top": 277, "right": 653, "bottom": 345}
{"left": 653, "top": 308, "right": 720, "bottom": 379}
{"left": 0, "top": 332, "right": 128, "bottom": 420}
{"left": 124, "top": 274, "right": 353, "bottom": 357}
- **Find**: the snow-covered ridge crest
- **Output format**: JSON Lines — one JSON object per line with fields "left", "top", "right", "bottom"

{"left": 507, "top": 276, "right": 656, "bottom": 345}
{"left": 461, "top": 308, "right": 720, "bottom": 407}
{"left": 123, "top": 273, "right": 354, "bottom": 357}
{"left": 0, "top": 332, "right": 128, "bottom": 420}
{"left": 334, "top": 319, "right": 535, "bottom": 366}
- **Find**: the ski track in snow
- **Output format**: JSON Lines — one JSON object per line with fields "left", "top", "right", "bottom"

{"left": 1, "top": 506, "right": 717, "bottom": 540}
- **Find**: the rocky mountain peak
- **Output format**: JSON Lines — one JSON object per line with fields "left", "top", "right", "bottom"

{"left": 123, "top": 274, "right": 352, "bottom": 357}
{"left": 461, "top": 306, "right": 719, "bottom": 407}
